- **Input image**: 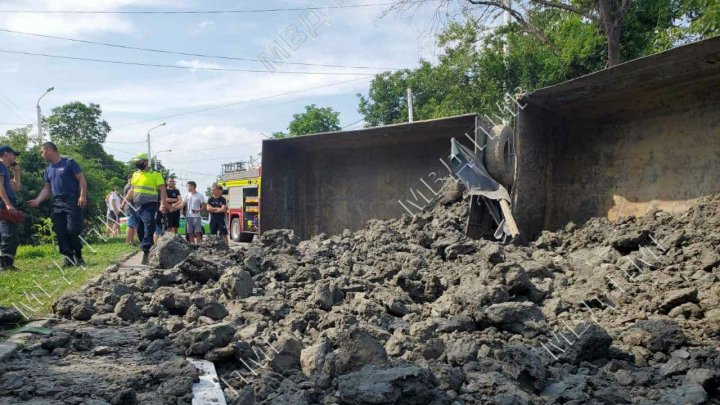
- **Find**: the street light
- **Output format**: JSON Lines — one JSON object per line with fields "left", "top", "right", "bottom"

{"left": 37, "top": 86, "right": 54, "bottom": 144}
{"left": 153, "top": 149, "right": 172, "bottom": 170}
{"left": 146, "top": 122, "right": 166, "bottom": 165}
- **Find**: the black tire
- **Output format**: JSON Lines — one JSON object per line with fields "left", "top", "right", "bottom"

{"left": 485, "top": 125, "right": 515, "bottom": 187}
{"left": 230, "top": 217, "right": 242, "bottom": 242}
{"left": 239, "top": 232, "right": 254, "bottom": 243}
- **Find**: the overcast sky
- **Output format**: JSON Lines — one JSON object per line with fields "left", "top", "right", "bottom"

{"left": 0, "top": 0, "right": 444, "bottom": 191}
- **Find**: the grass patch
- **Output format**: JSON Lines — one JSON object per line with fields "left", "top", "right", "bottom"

{"left": 0, "top": 238, "right": 135, "bottom": 320}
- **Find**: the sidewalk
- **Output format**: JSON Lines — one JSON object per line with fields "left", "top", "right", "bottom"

{"left": 118, "top": 250, "right": 148, "bottom": 269}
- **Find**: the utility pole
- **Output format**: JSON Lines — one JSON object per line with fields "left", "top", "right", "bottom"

{"left": 146, "top": 123, "right": 166, "bottom": 167}
{"left": 503, "top": 0, "right": 511, "bottom": 56}
{"left": 153, "top": 150, "right": 172, "bottom": 170}
{"left": 407, "top": 87, "right": 414, "bottom": 122}
{"left": 36, "top": 87, "right": 54, "bottom": 144}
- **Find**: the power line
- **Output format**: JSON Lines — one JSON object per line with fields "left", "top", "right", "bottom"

{"left": 0, "top": 29, "right": 402, "bottom": 71}
{"left": 162, "top": 140, "right": 262, "bottom": 155}
{"left": 174, "top": 168, "right": 219, "bottom": 177}
{"left": 104, "top": 140, "right": 146, "bottom": 144}
{"left": 164, "top": 155, "right": 256, "bottom": 164}
{"left": 0, "top": 92, "right": 33, "bottom": 122}
{"left": 103, "top": 145, "right": 134, "bottom": 156}
{"left": 342, "top": 118, "right": 365, "bottom": 129}
{"left": 0, "top": 49, "right": 375, "bottom": 76}
{"left": 0, "top": 3, "right": 397, "bottom": 14}
{"left": 114, "top": 76, "right": 370, "bottom": 128}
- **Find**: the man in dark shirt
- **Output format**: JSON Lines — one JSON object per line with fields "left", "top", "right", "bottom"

{"left": 154, "top": 208, "right": 166, "bottom": 243}
{"left": 164, "top": 177, "right": 182, "bottom": 234}
{"left": 206, "top": 183, "right": 228, "bottom": 243}
{"left": 28, "top": 142, "right": 88, "bottom": 266}
{"left": 0, "top": 146, "right": 21, "bottom": 269}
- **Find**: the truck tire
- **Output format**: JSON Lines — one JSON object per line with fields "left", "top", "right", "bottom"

{"left": 484, "top": 125, "right": 515, "bottom": 187}
{"left": 230, "top": 217, "right": 242, "bottom": 242}
{"left": 239, "top": 233, "right": 255, "bottom": 243}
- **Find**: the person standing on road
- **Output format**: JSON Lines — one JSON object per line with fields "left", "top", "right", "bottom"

{"left": 122, "top": 174, "right": 138, "bottom": 245}
{"left": 164, "top": 177, "right": 182, "bottom": 234}
{"left": 184, "top": 181, "right": 205, "bottom": 244}
{"left": 105, "top": 187, "right": 121, "bottom": 237}
{"left": 153, "top": 199, "right": 166, "bottom": 243}
{"left": 27, "top": 142, "right": 88, "bottom": 267}
{"left": 207, "top": 183, "right": 229, "bottom": 243}
{"left": 121, "top": 153, "right": 167, "bottom": 264}
{"left": 0, "top": 146, "right": 21, "bottom": 269}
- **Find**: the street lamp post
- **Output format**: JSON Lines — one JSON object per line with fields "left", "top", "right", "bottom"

{"left": 146, "top": 123, "right": 166, "bottom": 166}
{"left": 37, "top": 86, "right": 54, "bottom": 144}
{"left": 153, "top": 149, "right": 172, "bottom": 170}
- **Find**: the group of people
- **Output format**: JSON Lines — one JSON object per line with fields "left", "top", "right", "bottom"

{"left": 0, "top": 142, "right": 87, "bottom": 270}
{"left": 0, "top": 146, "right": 229, "bottom": 270}
{"left": 112, "top": 152, "right": 230, "bottom": 264}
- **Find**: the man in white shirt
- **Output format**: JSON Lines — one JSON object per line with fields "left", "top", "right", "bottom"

{"left": 184, "top": 181, "right": 205, "bottom": 244}
{"left": 105, "top": 187, "right": 121, "bottom": 237}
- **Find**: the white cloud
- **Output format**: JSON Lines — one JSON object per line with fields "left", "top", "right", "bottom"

{"left": 4, "top": 14, "right": 135, "bottom": 36}
{"left": 0, "top": 65, "right": 20, "bottom": 74}
{"left": 69, "top": 71, "right": 371, "bottom": 116}
{"left": 176, "top": 59, "right": 224, "bottom": 71}
{"left": 192, "top": 20, "right": 214, "bottom": 34}
{"left": 0, "top": 0, "right": 188, "bottom": 36}
{"left": 144, "top": 124, "right": 264, "bottom": 191}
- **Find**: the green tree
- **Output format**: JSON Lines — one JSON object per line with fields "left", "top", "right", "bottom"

{"left": 2, "top": 102, "right": 138, "bottom": 244}
{"left": 361, "top": 0, "right": 690, "bottom": 126}
{"left": 274, "top": 104, "right": 341, "bottom": 138}
{"left": 655, "top": 0, "right": 720, "bottom": 50}
{"left": 0, "top": 128, "right": 48, "bottom": 243}
{"left": 45, "top": 102, "right": 111, "bottom": 152}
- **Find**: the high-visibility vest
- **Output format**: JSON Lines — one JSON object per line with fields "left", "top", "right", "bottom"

{"left": 130, "top": 170, "right": 164, "bottom": 206}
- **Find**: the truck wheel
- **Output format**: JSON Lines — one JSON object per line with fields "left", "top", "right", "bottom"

{"left": 230, "top": 217, "right": 242, "bottom": 242}
{"left": 239, "top": 233, "right": 254, "bottom": 243}
{"left": 485, "top": 125, "right": 515, "bottom": 187}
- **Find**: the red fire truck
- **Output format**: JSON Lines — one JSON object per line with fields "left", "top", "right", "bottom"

{"left": 216, "top": 162, "right": 260, "bottom": 242}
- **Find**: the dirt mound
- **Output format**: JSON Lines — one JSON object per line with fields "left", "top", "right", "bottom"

{"left": 1, "top": 182, "right": 719, "bottom": 404}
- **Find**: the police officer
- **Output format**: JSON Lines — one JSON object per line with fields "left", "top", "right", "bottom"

{"left": 121, "top": 153, "right": 167, "bottom": 264}
{"left": 0, "top": 146, "right": 21, "bottom": 269}
{"left": 28, "top": 142, "right": 88, "bottom": 266}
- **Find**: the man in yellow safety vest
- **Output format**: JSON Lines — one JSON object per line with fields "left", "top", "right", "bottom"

{"left": 121, "top": 152, "right": 168, "bottom": 264}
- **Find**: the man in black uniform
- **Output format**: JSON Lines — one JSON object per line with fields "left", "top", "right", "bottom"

{"left": 28, "top": 142, "right": 88, "bottom": 266}
{"left": 165, "top": 177, "right": 182, "bottom": 234}
{"left": 0, "top": 145, "right": 21, "bottom": 269}
{"left": 206, "top": 183, "right": 228, "bottom": 243}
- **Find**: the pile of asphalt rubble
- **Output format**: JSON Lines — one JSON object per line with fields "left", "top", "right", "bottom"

{"left": 1, "top": 180, "right": 719, "bottom": 404}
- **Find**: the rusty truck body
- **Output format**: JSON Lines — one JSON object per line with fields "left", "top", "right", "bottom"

{"left": 261, "top": 37, "right": 720, "bottom": 242}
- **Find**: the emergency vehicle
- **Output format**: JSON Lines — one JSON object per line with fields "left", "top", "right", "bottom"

{"left": 216, "top": 162, "right": 260, "bottom": 242}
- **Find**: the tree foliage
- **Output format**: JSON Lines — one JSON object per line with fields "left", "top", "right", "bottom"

{"left": 45, "top": 102, "right": 111, "bottom": 152}
{"left": 273, "top": 104, "right": 341, "bottom": 138}
{"left": 654, "top": 0, "right": 720, "bottom": 50}
{"left": 390, "top": 0, "right": 717, "bottom": 67}
{"left": 361, "top": 0, "right": 716, "bottom": 126}
{"left": 2, "top": 103, "right": 135, "bottom": 244}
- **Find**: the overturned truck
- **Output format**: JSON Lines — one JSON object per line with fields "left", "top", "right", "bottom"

{"left": 262, "top": 37, "right": 720, "bottom": 242}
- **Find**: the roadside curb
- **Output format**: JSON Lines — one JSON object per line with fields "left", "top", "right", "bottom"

{"left": 117, "top": 250, "right": 139, "bottom": 264}
{"left": 0, "top": 318, "right": 54, "bottom": 363}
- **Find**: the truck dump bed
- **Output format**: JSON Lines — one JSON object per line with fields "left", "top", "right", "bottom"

{"left": 261, "top": 114, "right": 477, "bottom": 239}
{"left": 513, "top": 36, "right": 720, "bottom": 240}
{"left": 263, "top": 37, "right": 720, "bottom": 242}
